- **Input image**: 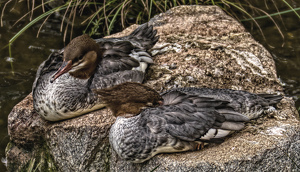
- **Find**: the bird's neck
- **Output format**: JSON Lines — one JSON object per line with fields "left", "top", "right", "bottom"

{"left": 69, "top": 66, "right": 97, "bottom": 79}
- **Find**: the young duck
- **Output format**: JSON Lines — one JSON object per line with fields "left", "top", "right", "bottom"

{"left": 95, "top": 82, "right": 163, "bottom": 117}
{"left": 32, "top": 23, "right": 159, "bottom": 121}
{"left": 96, "top": 82, "right": 283, "bottom": 163}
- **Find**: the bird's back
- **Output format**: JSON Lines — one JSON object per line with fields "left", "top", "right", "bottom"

{"left": 162, "top": 87, "right": 283, "bottom": 119}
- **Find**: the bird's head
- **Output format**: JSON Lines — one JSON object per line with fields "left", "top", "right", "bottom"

{"left": 51, "top": 34, "right": 103, "bottom": 82}
{"left": 94, "top": 82, "right": 163, "bottom": 117}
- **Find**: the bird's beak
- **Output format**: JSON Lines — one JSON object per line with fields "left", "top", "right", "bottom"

{"left": 50, "top": 60, "right": 73, "bottom": 83}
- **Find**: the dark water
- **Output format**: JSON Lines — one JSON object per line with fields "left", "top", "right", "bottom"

{"left": 0, "top": 2, "right": 64, "bottom": 170}
{"left": 0, "top": 1, "right": 299, "bottom": 171}
{"left": 241, "top": 2, "right": 300, "bottom": 110}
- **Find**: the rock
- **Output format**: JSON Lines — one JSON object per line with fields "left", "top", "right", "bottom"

{"left": 7, "top": 94, "right": 113, "bottom": 171}
{"left": 6, "top": 5, "right": 300, "bottom": 172}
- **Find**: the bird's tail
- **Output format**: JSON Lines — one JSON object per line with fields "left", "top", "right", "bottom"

{"left": 128, "top": 23, "right": 159, "bottom": 50}
{"left": 258, "top": 94, "right": 283, "bottom": 105}
{"left": 125, "top": 23, "right": 159, "bottom": 73}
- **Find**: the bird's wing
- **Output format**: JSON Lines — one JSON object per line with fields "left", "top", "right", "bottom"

{"left": 162, "top": 87, "right": 282, "bottom": 119}
{"left": 125, "top": 23, "right": 159, "bottom": 50}
{"left": 96, "top": 23, "right": 159, "bottom": 75}
{"left": 92, "top": 40, "right": 154, "bottom": 90}
{"left": 98, "top": 41, "right": 139, "bottom": 73}
{"left": 95, "top": 40, "right": 153, "bottom": 75}
{"left": 145, "top": 90, "right": 250, "bottom": 142}
{"left": 91, "top": 70, "right": 145, "bottom": 90}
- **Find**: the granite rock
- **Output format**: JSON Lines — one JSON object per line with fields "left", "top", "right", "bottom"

{"left": 6, "top": 5, "right": 300, "bottom": 172}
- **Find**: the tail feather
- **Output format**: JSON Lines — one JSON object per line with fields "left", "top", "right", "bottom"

{"left": 130, "top": 23, "right": 148, "bottom": 36}
{"left": 217, "top": 109, "right": 250, "bottom": 122}
{"left": 258, "top": 94, "right": 283, "bottom": 105}
{"left": 149, "top": 30, "right": 157, "bottom": 40}
{"left": 128, "top": 23, "right": 159, "bottom": 50}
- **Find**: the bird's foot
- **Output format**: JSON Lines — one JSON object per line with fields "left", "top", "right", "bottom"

{"left": 194, "top": 142, "right": 205, "bottom": 151}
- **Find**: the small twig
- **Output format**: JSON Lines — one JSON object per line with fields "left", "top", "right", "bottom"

{"left": 36, "top": 14, "right": 52, "bottom": 38}
{"left": 121, "top": 0, "right": 132, "bottom": 29}
{"left": 1, "top": 0, "right": 13, "bottom": 27}
{"left": 30, "top": 0, "right": 35, "bottom": 21}
{"left": 61, "top": 0, "right": 72, "bottom": 32}
{"left": 103, "top": 0, "right": 109, "bottom": 35}
{"left": 42, "top": 0, "right": 45, "bottom": 13}
{"left": 79, "top": 0, "right": 90, "bottom": 16}
{"left": 70, "top": 0, "right": 82, "bottom": 40}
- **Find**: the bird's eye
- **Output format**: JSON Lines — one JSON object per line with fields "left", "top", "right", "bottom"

{"left": 78, "top": 54, "right": 84, "bottom": 60}
{"left": 73, "top": 54, "right": 83, "bottom": 63}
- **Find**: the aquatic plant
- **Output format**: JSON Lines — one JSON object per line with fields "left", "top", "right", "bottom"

{"left": 0, "top": 0, "right": 299, "bottom": 71}
{"left": 2, "top": 0, "right": 300, "bottom": 41}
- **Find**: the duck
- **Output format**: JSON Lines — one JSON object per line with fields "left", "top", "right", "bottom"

{"left": 95, "top": 82, "right": 283, "bottom": 163}
{"left": 32, "top": 23, "right": 159, "bottom": 121}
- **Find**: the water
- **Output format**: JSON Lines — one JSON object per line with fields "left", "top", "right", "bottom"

{"left": 241, "top": 2, "right": 300, "bottom": 110}
{"left": 0, "top": 1, "right": 299, "bottom": 171}
{"left": 0, "top": 2, "right": 64, "bottom": 170}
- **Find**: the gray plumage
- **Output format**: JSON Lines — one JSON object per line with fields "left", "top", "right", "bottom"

{"left": 162, "top": 87, "right": 283, "bottom": 119}
{"left": 32, "top": 23, "right": 159, "bottom": 121}
{"left": 110, "top": 87, "right": 282, "bottom": 163}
